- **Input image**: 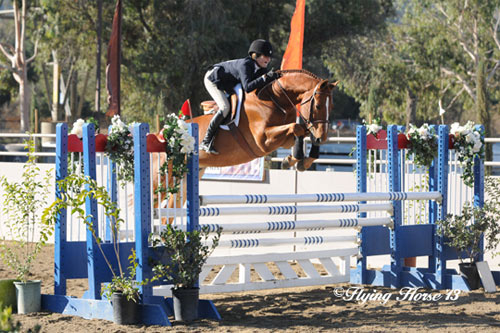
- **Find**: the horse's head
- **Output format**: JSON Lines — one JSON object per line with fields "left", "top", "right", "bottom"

{"left": 300, "top": 79, "right": 338, "bottom": 145}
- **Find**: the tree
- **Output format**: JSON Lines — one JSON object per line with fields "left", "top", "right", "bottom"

{"left": 39, "top": 0, "right": 116, "bottom": 124}
{"left": 119, "top": 0, "right": 290, "bottom": 122}
{"left": 324, "top": 0, "right": 500, "bottom": 131}
{"left": 0, "top": 0, "right": 40, "bottom": 132}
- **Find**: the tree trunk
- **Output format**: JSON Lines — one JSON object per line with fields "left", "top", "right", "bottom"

{"left": 19, "top": 75, "right": 31, "bottom": 132}
{"left": 70, "top": 71, "right": 78, "bottom": 123}
{"left": 405, "top": 87, "right": 417, "bottom": 127}
{"left": 476, "top": 60, "right": 492, "bottom": 165}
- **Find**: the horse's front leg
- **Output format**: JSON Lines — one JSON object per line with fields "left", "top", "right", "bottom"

{"left": 282, "top": 135, "right": 305, "bottom": 170}
{"left": 263, "top": 123, "right": 306, "bottom": 169}
{"left": 263, "top": 122, "right": 306, "bottom": 149}
{"left": 296, "top": 141, "right": 320, "bottom": 171}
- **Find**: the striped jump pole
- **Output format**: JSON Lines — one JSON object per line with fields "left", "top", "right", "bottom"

{"left": 187, "top": 217, "right": 392, "bottom": 234}
{"left": 159, "top": 202, "right": 394, "bottom": 217}
{"left": 217, "top": 235, "right": 358, "bottom": 249}
{"left": 199, "top": 191, "right": 442, "bottom": 206}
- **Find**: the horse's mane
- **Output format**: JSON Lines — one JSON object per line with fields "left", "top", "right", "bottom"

{"left": 257, "top": 69, "right": 322, "bottom": 99}
{"left": 276, "top": 69, "right": 322, "bottom": 80}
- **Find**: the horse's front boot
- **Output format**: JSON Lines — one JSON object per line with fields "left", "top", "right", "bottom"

{"left": 200, "top": 110, "right": 225, "bottom": 154}
{"left": 292, "top": 136, "right": 305, "bottom": 160}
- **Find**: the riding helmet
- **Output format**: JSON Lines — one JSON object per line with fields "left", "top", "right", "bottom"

{"left": 248, "top": 39, "right": 273, "bottom": 57}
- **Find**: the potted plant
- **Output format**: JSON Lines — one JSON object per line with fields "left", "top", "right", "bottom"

{"left": 43, "top": 174, "right": 157, "bottom": 325}
{"left": 0, "top": 138, "right": 53, "bottom": 314}
{"left": 437, "top": 177, "right": 500, "bottom": 289}
{"left": 151, "top": 224, "right": 220, "bottom": 322}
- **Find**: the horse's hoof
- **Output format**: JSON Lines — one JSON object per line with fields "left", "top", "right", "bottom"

{"left": 281, "top": 156, "right": 291, "bottom": 169}
{"left": 296, "top": 160, "right": 306, "bottom": 172}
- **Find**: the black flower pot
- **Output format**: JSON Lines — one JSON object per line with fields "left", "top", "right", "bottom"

{"left": 459, "top": 262, "right": 481, "bottom": 290}
{"left": 172, "top": 287, "right": 199, "bottom": 322}
{"left": 111, "top": 292, "right": 139, "bottom": 325}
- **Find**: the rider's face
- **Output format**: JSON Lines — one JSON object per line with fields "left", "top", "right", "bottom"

{"left": 255, "top": 55, "right": 271, "bottom": 68}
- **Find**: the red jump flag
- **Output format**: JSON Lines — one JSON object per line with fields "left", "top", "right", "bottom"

{"left": 281, "top": 0, "right": 305, "bottom": 70}
{"left": 180, "top": 99, "right": 192, "bottom": 119}
{"left": 105, "top": 0, "right": 122, "bottom": 117}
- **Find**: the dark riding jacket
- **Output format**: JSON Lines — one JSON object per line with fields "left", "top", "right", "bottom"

{"left": 208, "top": 56, "right": 270, "bottom": 93}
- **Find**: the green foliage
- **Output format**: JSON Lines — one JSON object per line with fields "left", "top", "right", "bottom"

{"left": 42, "top": 174, "right": 155, "bottom": 302}
{"left": 437, "top": 177, "right": 500, "bottom": 263}
{"left": 0, "top": 138, "right": 54, "bottom": 282}
{"left": 151, "top": 224, "right": 221, "bottom": 289}
{"left": 101, "top": 250, "right": 143, "bottom": 302}
{"left": 0, "top": 302, "right": 41, "bottom": 332}
{"left": 406, "top": 123, "right": 438, "bottom": 169}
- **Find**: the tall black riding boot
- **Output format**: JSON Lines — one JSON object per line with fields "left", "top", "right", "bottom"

{"left": 200, "top": 110, "right": 225, "bottom": 154}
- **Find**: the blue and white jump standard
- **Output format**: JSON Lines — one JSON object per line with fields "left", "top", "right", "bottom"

{"left": 41, "top": 123, "right": 220, "bottom": 326}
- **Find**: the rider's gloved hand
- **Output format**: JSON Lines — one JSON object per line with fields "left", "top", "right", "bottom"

{"left": 265, "top": 70, "right": 280, "bottom": 81}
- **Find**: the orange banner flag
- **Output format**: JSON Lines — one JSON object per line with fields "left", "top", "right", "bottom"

{"left": 281, "top": 0, "right": 305, "bottom": 70}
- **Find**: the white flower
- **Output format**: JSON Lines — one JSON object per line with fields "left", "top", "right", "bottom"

{"left": 177, "top": 118, "right": 189, "bottom": 131}
{"left": 175, "top": 127, "right": 187, "bottom": 136}
{"left": 465, "top": 132, "right": 474, "bottom": 143}
{"left": 180, "top": 135, "right": 195, "bottom": 154}
{"left": 70, "top": 118, "right": 85, "bottom": 138}
{"left": 418, "top": 125, "right": 429, "bottom": 138}
{"left": 368, "top": 123, "right": 382, "bottom": 134}
{"left": 473, "top": 140, "right": 482, "bottom": 153}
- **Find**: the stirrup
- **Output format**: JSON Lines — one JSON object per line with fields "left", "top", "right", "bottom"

{"left": 200, "top": 141, "right": 219, "bottom": 155}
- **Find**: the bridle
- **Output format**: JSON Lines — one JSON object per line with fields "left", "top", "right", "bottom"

{"left": 269, "top": 78, "right": 330, "bottom": 140}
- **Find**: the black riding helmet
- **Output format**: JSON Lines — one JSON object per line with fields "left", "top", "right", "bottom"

{"left": 248, "top": 39, "right": 273, "bottom": 57}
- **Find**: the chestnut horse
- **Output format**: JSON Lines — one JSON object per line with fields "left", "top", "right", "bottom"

{"left": 154, "top": 69, "right": 337, "bottom": 209}
{"left": 195, "top": 69, "right": 336, "bottom": 168}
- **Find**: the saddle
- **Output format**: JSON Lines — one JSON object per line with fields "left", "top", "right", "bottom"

{"left": 200, "top": 84, "right": 244, "bottom": 130}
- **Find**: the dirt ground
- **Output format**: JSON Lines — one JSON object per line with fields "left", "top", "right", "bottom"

{"left": 2, "top": 243, "right": 500, "bottom": 332}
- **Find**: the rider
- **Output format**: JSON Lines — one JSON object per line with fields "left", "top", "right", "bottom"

{"left": 200, "top": 39, "right": 280, "bottom": 154}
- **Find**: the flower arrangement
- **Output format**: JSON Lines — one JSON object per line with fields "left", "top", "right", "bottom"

{"left": 69, "top": 116, "right": 135, "bottom": 186}
{"left": 449, "top": 121, "right": 485, "bottom": 187}
{"left": 159, "top": 113, "right": 196, "bottom": 195}
{"left": 106, "top": 115, "right": 135, "bottom": 186}
{"left": 363, "top": 118, "right": 383, "bottom": 138}
{"left": 405, "top": 123, "right": 438, "bottom": 169}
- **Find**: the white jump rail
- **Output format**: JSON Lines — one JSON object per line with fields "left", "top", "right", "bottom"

{"left": 217, "top": 235, "right": 358, "bottom": 248}
{"left": 160, "top": 203, "right": 394, "bottom": 217}
{"left": 196, "top": 217, "right": 393, "bottom": 233}
{"left": 199, "top": 191, "right": 442, "bottom": 205}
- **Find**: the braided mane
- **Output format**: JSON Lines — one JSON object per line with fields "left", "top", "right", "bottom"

{"left": 276, "top": 69, "right": 322, "bottom": 80}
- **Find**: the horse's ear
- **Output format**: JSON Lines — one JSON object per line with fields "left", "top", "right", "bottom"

{"left": 330, "top": 80, "right": 340, "bottom": 88}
